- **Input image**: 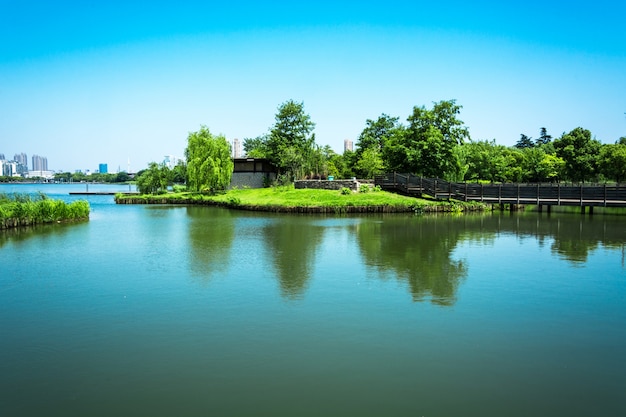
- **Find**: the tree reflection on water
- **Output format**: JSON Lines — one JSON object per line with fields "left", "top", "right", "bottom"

{"left": 262, "top": 217, "right": 325, "bottom": 300}
{"left": 353, "top": 215, "right": 468, "bottom": 305}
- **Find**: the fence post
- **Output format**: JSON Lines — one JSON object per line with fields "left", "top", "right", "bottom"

{"left": 536, "top": 183, "right": 540, "bottom": 205}
{"left": 580, "top": 184, "right": 583, "bottom": 206}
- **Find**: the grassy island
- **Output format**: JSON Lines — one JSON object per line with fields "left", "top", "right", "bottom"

{"left": 115, "top": 186, "right": 486, "bottom": 214}
{"left": 0, "top": 193, "right": 90, "bottom": 229}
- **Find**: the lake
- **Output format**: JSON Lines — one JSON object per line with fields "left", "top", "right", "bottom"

{"left": 1, "top": 183, "right": 625, "bottom": 416}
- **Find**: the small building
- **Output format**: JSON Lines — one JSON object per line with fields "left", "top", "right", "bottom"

{"left": 231, "top": 158, "right": 277, "bottom": 188}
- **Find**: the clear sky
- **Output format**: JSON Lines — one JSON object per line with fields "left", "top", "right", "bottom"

{"left": 1, "top": 0, "right": 625, "bottom": 172}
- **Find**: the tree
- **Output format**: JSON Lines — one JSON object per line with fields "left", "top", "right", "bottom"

{"left": 266, "top": 100, "right": 316, "bottom": 181}
{"left": 536, "top": 127, "right": 552, "bottom": 146}
{"left": 171, "top": 162, "right": 187, "bottom": 184}
{"left": 515, "top": 134, "right": 535, "bottom": 149}
{"left": 553, "top": 127, "right": 601, "bottom": 183}
{"left": 384, "top": 100, "right": 469, "bottom": 179}
{"left": 136, "top": 162, "right": 171, "bottom": 194}
{"left": 243, "top": 134, "right": 269, "bottom": 158}
{"left": 356, "top": 147, "right": 384, "bottom": 179}
{"left": 115, "top": 171, "right": 131, "bottom": 183}
{"left": 461, "top": 140, "right": 508, "bottom": 182}
{"left": 520, "top": 147, "right": 564, "bottom": 182}
{"left": 598, "top": 143, "right": 626, "bottom": 183}
{"left": 355, "top": 114, "right": 400, "bottom": 155}
{"left": 185, "top": 126, "right": 233, "bottom": 193}
{"left": 353, "top": 114, "right": 400, "bottom": 177}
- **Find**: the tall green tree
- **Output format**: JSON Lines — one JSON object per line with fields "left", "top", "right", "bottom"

{"left": 384, "top": 100, "right": 469, "bottom": 179}
{"left": 355, "top": 114, "right": 400, "bottom": 155}
{"left": 266, "top": 100, "right": 316, "bottom": 181}
{"left": 185, "top": 126, "right": 233, "bottom": 192}
{"left": 354, "top": 113, "right": 400, "bottom": 177}
{"left": 553, "top": 127, "right": 601, "bottom": 183}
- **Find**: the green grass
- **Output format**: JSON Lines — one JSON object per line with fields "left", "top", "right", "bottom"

{"left": 116, "top": 186, "right": 486, "bottom": 213}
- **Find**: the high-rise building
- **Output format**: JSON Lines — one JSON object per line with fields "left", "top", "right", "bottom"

{"left": 344, "top": 139, "right": 354, "bottom": 153}
{"left": 0, "top": 153, "right": 5, "bottom": 160}
{"left": 2, "top": 160, "right": 19, "bottom": 177}
{"left": 163, "top": 155, "right": 181, "bottom": 169}
{"left": 32, "top": 155, "right": 48, "bottom": 171}
{"left": 99, "top": 163, "right": 108, "bottom": 174}
{"left": 232, "top": 138, "right": 241, "bottom": 158}
{"left": 14, "top": 153, "right": 27, "bottom": 169}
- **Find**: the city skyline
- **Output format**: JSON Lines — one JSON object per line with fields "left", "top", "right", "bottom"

{"left": 0, "top": 150, "right": 144, "bottom": 175}
{"left": 1, "top": 1, "right": 625, "bottom": 172}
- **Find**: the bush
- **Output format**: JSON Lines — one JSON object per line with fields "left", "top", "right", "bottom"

{"left": 340, "top": 187, "right": 352, "bottom": 195}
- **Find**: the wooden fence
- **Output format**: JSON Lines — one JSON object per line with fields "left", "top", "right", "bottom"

{"left": 374, "top": 173, "right": 626, "bottom": 208}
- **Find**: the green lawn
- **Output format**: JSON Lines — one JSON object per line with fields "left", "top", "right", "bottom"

{"left": 116, "top": 186, "right": 486, "bottom": 213}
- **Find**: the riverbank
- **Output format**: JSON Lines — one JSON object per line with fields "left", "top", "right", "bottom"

{"left": 115, "top": 187, "right": 487, "bottom": 213}
{"left": 0, "top": 193, "right": 90, "bottom": 229}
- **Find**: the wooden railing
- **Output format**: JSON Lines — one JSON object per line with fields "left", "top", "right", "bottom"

{"left": 374, "top": 174, "right": 626, "bottom": 208}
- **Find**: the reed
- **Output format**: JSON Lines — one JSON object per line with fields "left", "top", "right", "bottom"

{"left": 0, "top": 193, "right": 90, "bottom": 229}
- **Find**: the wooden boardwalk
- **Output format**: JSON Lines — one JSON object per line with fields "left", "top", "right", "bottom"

{"left": 375, "top": 173, "right": 626, "bottom": 209}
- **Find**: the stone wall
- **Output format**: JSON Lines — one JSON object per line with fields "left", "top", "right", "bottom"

{"left": 230, "top": 172, "right": 276, "bottom": 189}
{"left": 295, "top": 179, "right": 360, "bottom": 191}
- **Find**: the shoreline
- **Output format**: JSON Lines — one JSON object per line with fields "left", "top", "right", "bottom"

{"left": 114, "top": 194, "right": 487, "bottom": 214}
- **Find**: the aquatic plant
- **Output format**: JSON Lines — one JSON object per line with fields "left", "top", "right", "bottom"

{"left": 0, "top": 193, "right": 90, "bottom": 229}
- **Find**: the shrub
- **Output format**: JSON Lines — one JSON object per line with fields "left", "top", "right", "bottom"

{"left": 340, "top": 187, "right": 352, "bottom": 195}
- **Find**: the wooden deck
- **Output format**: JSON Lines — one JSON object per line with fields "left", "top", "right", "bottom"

{"left": 375, "top": 174, "right": 626, "bottom": 209}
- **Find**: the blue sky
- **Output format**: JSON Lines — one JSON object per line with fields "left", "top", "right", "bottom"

{"left": 1, "top": 1, "right": 625, "bottom": 172}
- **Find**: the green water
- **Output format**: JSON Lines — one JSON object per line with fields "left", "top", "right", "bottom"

{"left": 1, "top": 185, "right": 625, "bottom": 416}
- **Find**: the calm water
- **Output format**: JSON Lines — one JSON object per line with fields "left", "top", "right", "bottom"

{"left": 1, "top": 184, "right": 625, "bottom": 416}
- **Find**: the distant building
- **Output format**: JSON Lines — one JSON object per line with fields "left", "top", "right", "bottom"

{"left": 32, "top": 155, "right": 48, "bottom": 171}
{"left": 163, "top": 155, "right": 182, "bottom": 169}
{"left": 0, "top": 154, "right": 5, "bottom": 160}
{"left": 14, "top": 153, "right": 27, "bottom": 169}
{"left": 2, "top": 160, "right": 19, "bottom": 177}
{"left": 232, "top": 138, "right": 241, "bottom": 159}
{"left": 99, "top": 163, "right": 108, "bottom": 174}
{"left": 344, "top": 139, "right": 354, "bottom": 153}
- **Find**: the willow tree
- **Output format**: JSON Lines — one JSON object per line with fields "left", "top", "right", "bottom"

{"left": 185, "top": 126, "right": 233, "bottom": 193}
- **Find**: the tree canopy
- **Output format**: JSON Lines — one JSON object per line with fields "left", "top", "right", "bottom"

{"left": 385, "top": 100, "right": 469, "bottom": 180}
{"left": 185, "top": 126, "right": 233, "bottom": 192}
{"left": 267, "top": 100, "right": 316, "bottom": 180}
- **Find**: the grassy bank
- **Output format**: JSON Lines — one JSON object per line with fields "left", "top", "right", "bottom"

{"left": 0, "top": 193, "right": 90, "bottom": 229}
{"left": 115, "top": 186, "right": 486, "bottom": 213}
